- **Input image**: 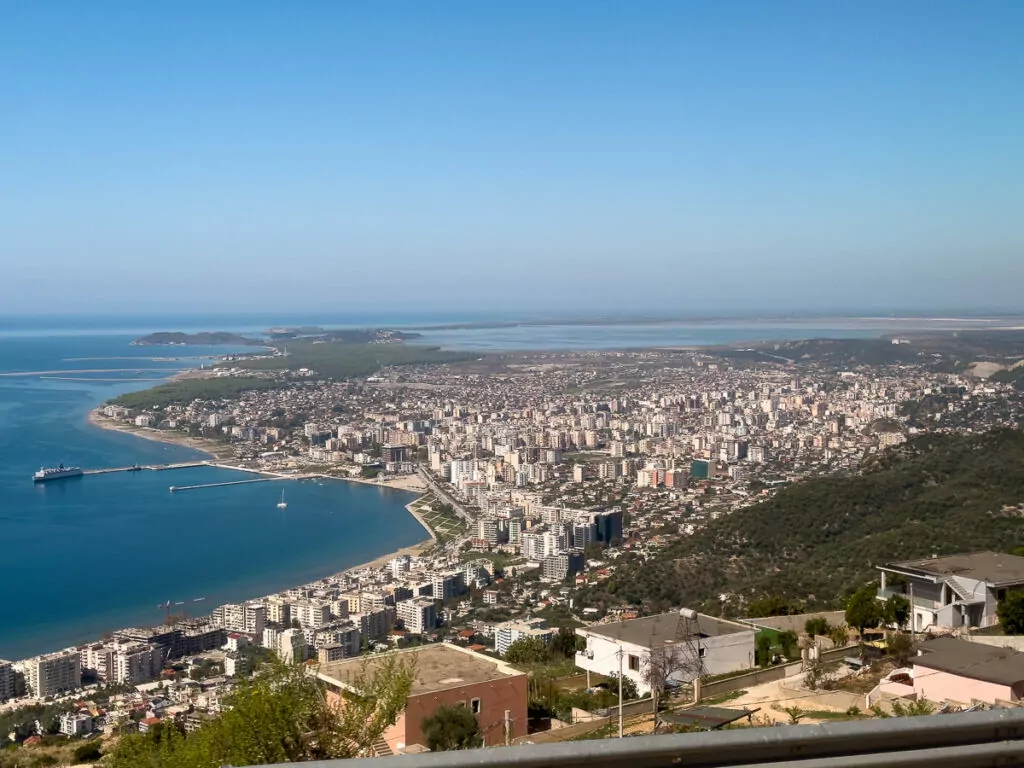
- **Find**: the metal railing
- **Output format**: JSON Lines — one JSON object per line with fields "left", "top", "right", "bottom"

{"left": 250, "top": 708, "right": 1024, "bottom": 768}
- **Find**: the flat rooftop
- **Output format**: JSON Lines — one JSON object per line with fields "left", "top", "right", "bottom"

{"left": 916, "top": 637, "right": 1024, "bottom": 687}
{"left": 883, "top": 552, "right": 1024, "bottom": 586}
{"left": 318, "top": 644, "right": 524, "bottom": 696}
{"left": 580, "top": 612, "right": 750, "bottom": 649}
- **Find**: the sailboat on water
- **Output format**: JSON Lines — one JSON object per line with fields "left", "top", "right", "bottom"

{"left": 277, "top": 489, "right": 288, "bottom": 509}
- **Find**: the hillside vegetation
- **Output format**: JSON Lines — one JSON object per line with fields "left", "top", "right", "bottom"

{"left": 111, "top": 377, "right": 283, "bottom": 409}
{"left": 109, "top": 342, "right": 477, "bottom": 408}
{"left": 230, "top": 340, "right": 476, "bottom": 378}
{"left": 581, "top": 429, "right": 1024, "bottom": 616}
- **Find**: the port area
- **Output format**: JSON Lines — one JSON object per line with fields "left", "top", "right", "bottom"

{"left": 82, "top": 461, "right": 210, "bottom": 475}
{"left": 70, "top": 461, "right": 317, "bottom": 492}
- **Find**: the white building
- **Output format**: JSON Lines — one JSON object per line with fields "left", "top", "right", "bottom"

{"left": 21, "top": 650, "right": 81, "bottom": 698}
{"left": 224, "top": 653, "right": 251, "bottom": 677}
{"left": 431, "top": 572, "right": 465, "bottom": 602}
{"left": 574, "top": 612, "right": 755, "bottom": 695}
{"left": 59, "top": 712, "right": 93, "bottom": 737}
{"left": 293, "top": 600, "right": 332, "bottom": 629}
{"left": 218, "top": 602, "right": 267, "bottom": 636}
{"left": 495, "top": 619, "right": 552, "bottom": 656}
{"left": 278, "top": 628, "right": 307, "bottom": 665}
{"left": 389, "top": 555, "right": 411, "bottom": 579}
{"left": 313, "top": 624, "right": 361, "bottom": 658}
{"left": 114, "top": 644, "right": 161, "bottom": 686}
{"left": 397, "top": 597, "right": 437, "bottom": 635}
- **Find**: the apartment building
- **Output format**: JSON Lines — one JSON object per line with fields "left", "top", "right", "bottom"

{"left": 397, "top": 598, "right": 437, "bottom": 635}
{"left": 495, "top": 618, "right": 552, "bottom": 656}
{"left": 0, "top": 660, "right": 15, "bottom": 702}
{"left": 21, "top": 650, "right": 81, "bottom": 698}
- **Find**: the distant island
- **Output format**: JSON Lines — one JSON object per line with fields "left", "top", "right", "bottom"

{"left": 132, "top": 328, "right": 422, "bottom": 346}
{"left": 266, "top": 327, "right": 421, "bottom": 343}
{"left": 131, "top": 332, "right": 259, "bottom": 346}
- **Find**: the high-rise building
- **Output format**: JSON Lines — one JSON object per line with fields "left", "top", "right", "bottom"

{"left": 390, "top": 555, "right": 411, "bottom": 578}
{"left": 572, "top": 521, "right": 595, "bottom": 550}
{"left": 509, "top": 518, "right": 523, "bottom": 546}
{"left": 543, "top": 551, "right": 585, "bottom": 581}
{"left": 293, "top": 600, "right": 332, "bottom": 629}
{"left": 431, "top": 572, "right": 466, "bottom": 602}
{"left": 278, "top": 629, "right": 307, "bottom": 665}
{"left": 477, "top": 518, "right": 499, "bottom": 545}
{"left": 356, "top": 606, "right": 396, "bottom": 643}
{"left": 592, "top": 510, "right": 623, "bottom": 545}
{"left": 114, "top": 644, "right": 161, "bottom": 686}
{"left": 266, "top": 597, "right": 292, "bottom": 627}
{"left": 21, "top": 650, "right": 81, "bottom": 698}
{"left": 0, "top": 660, "right": 15, "bottom": 702}
{"left": 397, "top": 598, "right": 437, "bottom": 635}
{"left": 218, "top": 603, "right": 266, "bottom": 637}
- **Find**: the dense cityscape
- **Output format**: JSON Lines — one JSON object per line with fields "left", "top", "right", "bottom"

{"left": 5, "top": 335, "right": 1024, "bottom": 763}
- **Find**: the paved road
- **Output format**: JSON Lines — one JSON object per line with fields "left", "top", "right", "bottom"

{"left": 415, "top": 467, "right": 475, "bottom": 525}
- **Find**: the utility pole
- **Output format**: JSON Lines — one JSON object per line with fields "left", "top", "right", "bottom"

{"left": 617, "top": 647, "right": 624, "bottom": 739}
{"left": 504, "top": 709, "right": 511, "bottom": 746}
{"left": 909, "top": 583, "right": 915, "bottom": 639}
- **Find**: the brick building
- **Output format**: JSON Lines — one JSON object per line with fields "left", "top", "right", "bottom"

{"left": 317, "top": 644, "right": 528, "bottom": 754}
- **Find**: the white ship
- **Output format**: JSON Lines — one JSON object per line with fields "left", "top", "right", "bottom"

{"left": 277, "top": 490, "right": 288, "bottom": 509}
{"left": 33, "top": 464, "right": 84, "bottom": 482}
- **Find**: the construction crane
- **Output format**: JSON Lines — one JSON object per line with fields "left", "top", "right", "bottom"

{"left": 157, "top": 598, "right": 188, "bottom": 624}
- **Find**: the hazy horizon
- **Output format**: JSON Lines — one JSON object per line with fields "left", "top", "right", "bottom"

{"left": 3, "top": 2, "right": 1022, "bottom": 313}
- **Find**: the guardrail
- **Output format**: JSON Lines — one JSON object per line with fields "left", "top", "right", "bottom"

{"left": 245, "top": 708, "right": 1024, "bottom": 768}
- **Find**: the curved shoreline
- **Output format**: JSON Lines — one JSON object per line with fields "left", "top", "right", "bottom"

{"left": 85, "top": 408, "right": 437, "bottom": 574}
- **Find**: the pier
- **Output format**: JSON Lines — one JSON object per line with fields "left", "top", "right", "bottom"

{"left": 82, "top": 461, "right": 210, "bottom": 476}
{"left": 169, "top": 478, "right": 280, "bottom": 492}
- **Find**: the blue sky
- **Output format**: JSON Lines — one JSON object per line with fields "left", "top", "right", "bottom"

{"left": 2, "top": 2, "right": 1022, "bottom": 314}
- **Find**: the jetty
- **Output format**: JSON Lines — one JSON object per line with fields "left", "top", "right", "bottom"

{"left": 169, "top": 478, "right": 278, "bottom": 492}
{"left": 82, "top": 461, "right": 209, "bottom": 475}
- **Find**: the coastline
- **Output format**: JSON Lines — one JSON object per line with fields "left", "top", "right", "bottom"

{"left": 86, "top": 409, "right": 441, "bottom": 582}
{"left": 87, "top": 409, "right": 234, "bottom": 461}
{"left": 326, "top": 473, "right": 438, "bottom": 574}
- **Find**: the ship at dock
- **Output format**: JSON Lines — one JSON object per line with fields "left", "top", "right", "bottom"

{"left": 33, "top": 464, "right": 84, "bottom": 482}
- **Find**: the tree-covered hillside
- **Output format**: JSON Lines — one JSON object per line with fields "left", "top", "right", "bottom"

{"left": 581, "top": 429, "right": 1024, "bottom": 616}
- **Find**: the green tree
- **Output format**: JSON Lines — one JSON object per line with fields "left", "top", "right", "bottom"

{"left": 73, "top": 741, "right": 103, "bottom": 763}
{"left": 421, "top": 705, "right": 483, "bottom": 751}
{"left": 747, "top": 595, "right": 796, "bottom": 617}
{"left": 845, "top": 585, "right": 882, "bottom": 639}
{"left": 108, "top": 657, "right": 414, "bottom": 768}
{"left": 828, "top": 623, "right": 851, "bottom": 648}
{"left": 607, "top": 672, "right": 639, "bottom": 702}
{"left": 549, "top": 627, "right": 582, "bottom": 659}
{"left": 805, "top": 617, "right": 831, "bottom": 636}
{"left": 886, "top": 631, "right": 915, "bottom": 666}
{"left": 778, "top": 630, "right": 799, "bottom": 660}
{"left": 505, "top": 637, "right": 550, "bottom": 665}
{"left": 997, "top": 589, "right": 1024, "bottom": 634}
{"left": 882, "top": 594, "right": 910, "bottom": 630}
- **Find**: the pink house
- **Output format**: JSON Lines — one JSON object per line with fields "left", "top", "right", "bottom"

{"left": 914, "top": 637, "right": 1024, "bottom": 706}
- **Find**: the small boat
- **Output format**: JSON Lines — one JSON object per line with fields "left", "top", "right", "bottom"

{"left": 277, "top": 489, "right": 288, "bottom": 509}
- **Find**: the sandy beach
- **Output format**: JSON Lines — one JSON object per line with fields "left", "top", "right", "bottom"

{"left": 88, "top": 409, "right": 236, "bottom": 460}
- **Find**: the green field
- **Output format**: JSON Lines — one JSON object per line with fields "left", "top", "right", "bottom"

{"left": 410, "top": 496, "right": 468, "bottom": 545}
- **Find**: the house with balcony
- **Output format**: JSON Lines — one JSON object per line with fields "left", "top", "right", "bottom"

{"left": 877, "top": 552, "right": 1024, "bottom": 632}
{"left": 574, "top": 611, "right": 755, "bottom": 695}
